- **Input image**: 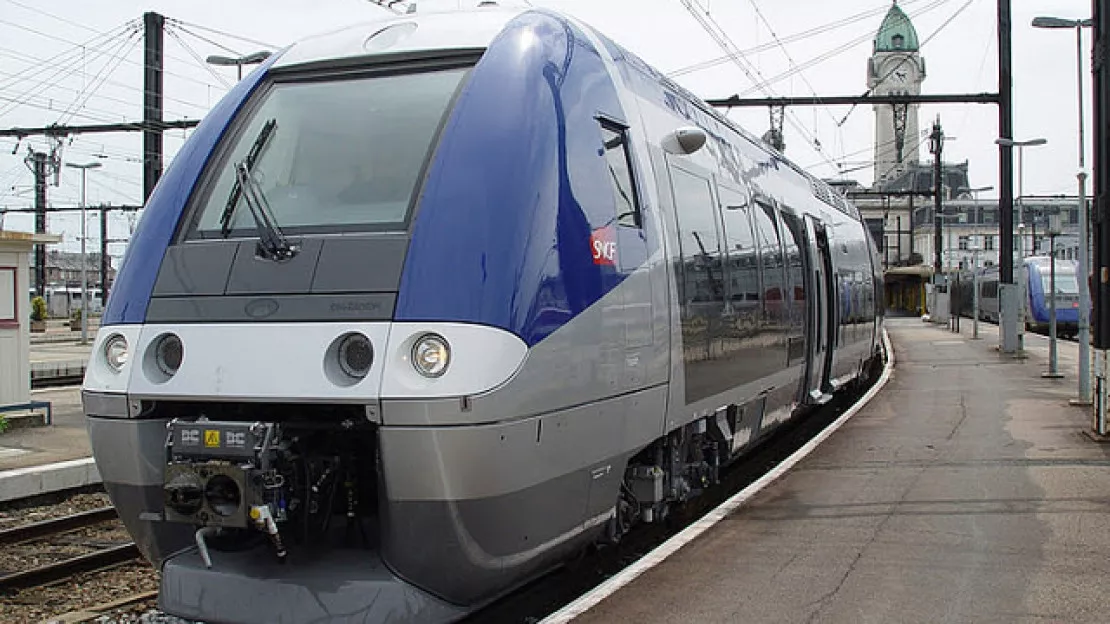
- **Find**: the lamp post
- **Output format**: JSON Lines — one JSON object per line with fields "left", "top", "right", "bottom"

{"left": 1033, "top": 15, "right": 1093, "bottom": 406}
{"left": 205, "top": 50, "right": 271, "bottom": 80}
{"left": 65, "top": 161, "right": 102, "bottom": 345}
{"left": 1043, "top": 214, "right": 1065, "bottom": 378}
{"left": 971, "top": 237, "right": 982, "bottom": 339}
{"left": 995, "top": 137, "right": 1048, "bottom": 353}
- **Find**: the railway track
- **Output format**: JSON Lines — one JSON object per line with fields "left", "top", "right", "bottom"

{"left": 30, "top": 374, "right": 85, "bottom": 390}
{"left": 0, "top": 506, "right": 141, "bottom": 593}
{"left": 38, "top": 589, "right": 159, "bottom": 624}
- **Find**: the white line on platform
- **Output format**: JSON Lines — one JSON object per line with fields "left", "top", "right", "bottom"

{"left": 539, "top": 328, "right": 896, "bottom": 624}
{"left": 0, "top": 457, "right": 101, "bottom": 503}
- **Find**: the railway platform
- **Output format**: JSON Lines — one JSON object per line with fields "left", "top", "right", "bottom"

{"left": 564, "top": 317, "right": 1110, "bottom": 623}
{"left": 0, "top": 384, "right": 96, "bottom": 502}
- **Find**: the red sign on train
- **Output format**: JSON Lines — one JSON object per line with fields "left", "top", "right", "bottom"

{"left": 591, "top": 226, "right": 617, "bottom": 266}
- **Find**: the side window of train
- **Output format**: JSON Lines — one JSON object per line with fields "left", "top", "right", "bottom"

{"left": 599, "top": 121, "right": 642, "bottom": 228}
{"left": 750, "top": 200, "right": 787, "bottom": 328}
{"left": 670, "top": 167, "right": 725, "bottom": 310}
{"left": 717, "top": 186, "right": 758, "bottom": 309}
{"left": 778, "top": 212, "right": 807, "bottom": 313}
{"left": 778, "top": 211, "right": 808, "bottom": 361}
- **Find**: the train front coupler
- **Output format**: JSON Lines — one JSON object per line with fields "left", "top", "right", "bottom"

{"left": 160, "top": 418, "right": 291, "bottom": 567}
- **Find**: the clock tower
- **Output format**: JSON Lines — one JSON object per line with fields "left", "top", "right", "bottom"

{"left": 869, "top": 1, "right": 926, "bottom": 186}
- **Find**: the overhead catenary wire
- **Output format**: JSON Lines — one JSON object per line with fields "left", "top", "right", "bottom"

{"left": 675, "top": 0, "right": 838, "bottom": 171}
{"left": 165, "top": 27, "right": 232, "bottom": 89}
{"left": 0, "top": 22, "right": 134, "bottom": 96}
{"left": 167, "top": 17, "right": 279, "bottom": 50}
{"left": 668, "top": 0, "right": 939, "bottom": 78}
{"left": 739, "top": 0, "right": 952, "bottom": 100}
{"left": 745, "top": 0, "right": 843, "bottom": 141}
{"left": 57, "top": 31, "right": 142, "bottom": 125}
{"left": 0, "top": 46, "right": 212, "bottom": 115}
{"left": 171, "top": 23, "right": 246, "bottom": 58}
{"left": 1, "top": 0, "right": 118, "bottom": 37}
{"left": 0, "top": 16, "right": 232, "bottom": 91}
{"left": 0, "top": 28, "right": 136, "bottom": 121}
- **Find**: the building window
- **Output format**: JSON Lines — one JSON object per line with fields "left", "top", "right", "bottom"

{"left": 958, "top": 235, "right": 969, "bottom": 251}
{"left": 0, "top": 267, "right": 15, "bottom": 327}
{"left": 983, "top": 235, "right": 994, "bottom": 251}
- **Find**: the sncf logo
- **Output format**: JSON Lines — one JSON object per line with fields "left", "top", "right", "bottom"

{"left": 591, "top": 226, "right": 617, "bottom": 266}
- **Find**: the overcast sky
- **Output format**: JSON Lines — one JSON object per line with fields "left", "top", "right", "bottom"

{"left": 0, "top": 0, "right": 1094, "bottom": 256}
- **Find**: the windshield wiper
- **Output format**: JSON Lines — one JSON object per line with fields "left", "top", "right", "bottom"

{"left": 219, "top": 118, "right": 277, "bottom": 238}
{"left": 217, "top": 119, "right": 298, "bottom": 261}
{"left": 235, "top": 161, "right": 298, "bottom": 261}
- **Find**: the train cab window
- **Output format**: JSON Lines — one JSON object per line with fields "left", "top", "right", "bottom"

{"left": 599, "top": 122, "right": 642, "bottom": 228}
{"left": 186, "top": 67, "right": 468, "bottom": 238}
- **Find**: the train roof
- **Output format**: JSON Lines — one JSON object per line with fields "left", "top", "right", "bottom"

{"left": 268, "top": 3, "right": 862, "bottom": 223}
{"left": 273, "top": 6, "right": 526, "bottom": 70}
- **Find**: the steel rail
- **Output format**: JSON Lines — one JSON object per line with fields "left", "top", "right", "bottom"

{"left": 0, "top": 507, "right": 119, "bottom": 547}
{"left": 0, "top": 542, "right": 140, "bottom": 591}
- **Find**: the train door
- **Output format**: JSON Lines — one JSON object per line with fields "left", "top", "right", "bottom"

{"left": 803, "top": 215, "right": 834, "bottom": 402}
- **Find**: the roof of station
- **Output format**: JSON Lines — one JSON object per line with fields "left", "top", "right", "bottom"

{"left": 874, "top": 2, "right": 920, "bottom": 53}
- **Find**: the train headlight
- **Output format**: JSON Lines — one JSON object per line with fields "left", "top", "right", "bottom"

{"left": 104, "top": 334, "right": 129, "bottom": 371}
{"left": 338, "top": 333, "right": 373, "bottom": 379}
{"left": 412, "top": 334, "right": 450, "bottom": 378}
{"left": 155, "top": 333, "right": 184, "bottom": 377}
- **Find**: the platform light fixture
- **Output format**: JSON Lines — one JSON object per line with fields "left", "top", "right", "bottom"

{"left": 206, "top": 51, "right": 271, "bottom": 80}
{"left": 65, "top": 161, "right": 102, "bottom": 345}
{"left": 1032, "top": 14, "right": 1094, "bottom": 407}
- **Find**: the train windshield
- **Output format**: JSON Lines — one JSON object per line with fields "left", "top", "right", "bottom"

{"left": 1050, "top": 272, "right": 1079, "bottom": 295}
{"left": 187, "top": 67, "right": 467, "bottom": 238}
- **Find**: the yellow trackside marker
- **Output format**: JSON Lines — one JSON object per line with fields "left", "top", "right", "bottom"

{"left": 204, "top": 430, "right": 220, "bottom": 448}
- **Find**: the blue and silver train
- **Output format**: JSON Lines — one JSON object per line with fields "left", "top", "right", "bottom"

{"left": 82, "top": 5, "right": 884, "bottom": 623}
{"left": 967, "top": 256, "right": 1084, "bottom": 337}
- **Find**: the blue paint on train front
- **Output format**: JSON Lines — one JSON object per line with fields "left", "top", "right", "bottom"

{"left": 1027, "top": 263, "right": 1080, "bottom": 324}
{"left": 396, "top": 12, "right": 652, "bottom": 347}
{"left": 102, "top": 54, "right": 282, "bottom": 325}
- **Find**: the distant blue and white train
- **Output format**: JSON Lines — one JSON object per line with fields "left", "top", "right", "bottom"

{"left": 82, "top": 5, "right": 884, "bottom": 623}
{"left": 968, "top": 256, "right": 1084, "bottom": 337}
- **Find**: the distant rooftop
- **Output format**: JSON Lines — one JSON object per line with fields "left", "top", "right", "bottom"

{"left": 0, "top": 230, "right": 61, "bottom": 245}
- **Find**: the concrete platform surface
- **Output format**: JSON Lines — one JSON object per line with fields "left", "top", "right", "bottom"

{"left": 574, "top": 317, "right": 1110, "bottom": 624}
{"left": 0, "top": 385, "right": 90, "bottom": 472}
{"left": 0, "top": 384, "right": 99, "bottom": 502}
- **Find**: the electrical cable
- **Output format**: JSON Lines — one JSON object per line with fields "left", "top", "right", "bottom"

{"left": 172, "top": 23, "right": 245, "bottom": 58}
{"left": 1, "top": 0, "right": 116, "bottom": 36}
{"left": 0, "top": 46, "right": 212, "bottom": 113}
{"left": 0, "top": 16, "right": 232, "bottom": 91}
{"left": 668, "top": 0, "right": 938, "bottom": 78}
{"left": 166, "top": 27, "right": 233, "bottom": 89}
{"left": 57, "top": 31, "right": 142, "bottom": 125}
{"left": 168, "top": 18, "right": 278, "bottom": 50}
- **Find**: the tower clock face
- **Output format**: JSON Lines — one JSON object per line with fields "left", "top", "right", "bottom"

{"left": 882, "top": 58, "right": 917, "bottom": 87}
